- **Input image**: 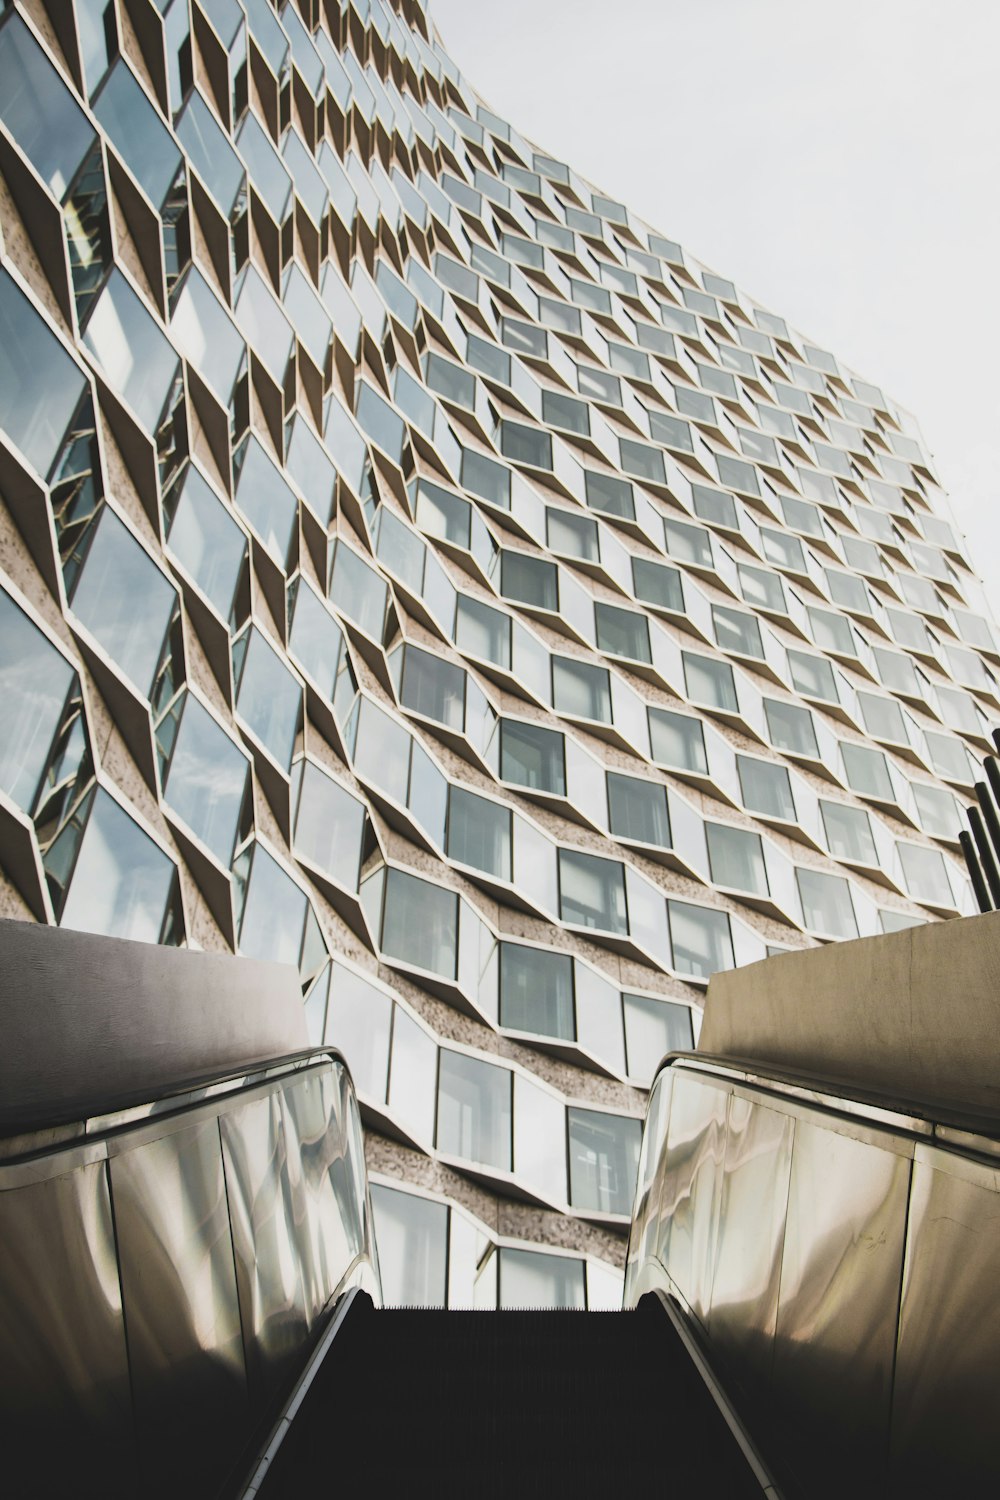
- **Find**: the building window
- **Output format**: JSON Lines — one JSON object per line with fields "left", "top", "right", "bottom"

{"left": 559, "top": 849, "right": 628, "bottom": 934}
{"left": 737, "top": 756, "right": 795, "bottom": 820}
{"left": 649, "top": 709, "right": 708, "bottom": 772}
{"left": 607, "top": 773, "right": 670, "bottom": 846}
{"left": 499, "top": 943, "right": 574, "bottom": 1040}
{"left": 437, "top": 1051, "right": 512, "bottom": 1171}
{"left": 567, "top": 1109, "right": 641, "bottom": 1216}
{"left": 796, "top": 868, "right": 858, "bottom": 938}
{"left": 499, "top": 720, "right": 566, "bottom": 795}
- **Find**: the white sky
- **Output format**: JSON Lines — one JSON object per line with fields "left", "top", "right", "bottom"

{"left": 430, "top": 0, "right": 1000, "bottom": 619}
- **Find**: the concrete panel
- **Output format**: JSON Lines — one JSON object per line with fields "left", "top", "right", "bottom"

{"left": 700, "top": 910, "right": 1000, "bottom": 1126}
{"left": 0, "top": 918, "right": 307, "bottom": 1131}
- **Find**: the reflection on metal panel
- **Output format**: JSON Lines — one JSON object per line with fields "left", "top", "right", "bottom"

{"left": 770, "top": 1119, "right": 910, "bottom": 1499}
{"left": 0, "top": 1160, "right": 135, "bottom": 1500}
{"left": 657, "top": 1073, "right": 728, "bottom": 1321}
{"left": 220, "top": 1092, "right": 311, "bottom": 1414}
{"left": 630, "top": 1068, "right": 672, "bottom": 1280}
{"left": 282, "top": 1068, "right": 359, "bottom": 1321}
{"left": 708, "top": 1095, "right": 793, "bottom": 1400}
{"left": 892, "top": 1155, "right": 1000, "bottom": 1492}
{"left": 110, "top": 1119, "right": 249, "bottom": 1500}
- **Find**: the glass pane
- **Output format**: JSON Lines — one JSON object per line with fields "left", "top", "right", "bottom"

{"left": 607, "top": 773, "right": 670, "bottom": 845}
{"left": 552, "top": 658, "right": 611, "bottom": 721}
{"left": 796, "top": 868, "right": 858, "bottom": 937}
{"left": 648, "top": 708, "right": 708, "bottom": 772}
{"left": 683, "top": 653, "right": 738, "bottom": 712}
{"left": 370, "top": 1184, "right": 447, "bottom": 1307}
{"left": 330, "top": 543, "right": 388, "bottom": 638}
{"left": 595, "top": 604, "right": 650, "bottom": 663}
{"left": 567, "top": 1108, "right": 641, "bottom": 1216}
{"left": 94, "top": 58, "right": 182, "bottom": 210}
{"left": 161, "top": 694, "right": 248, "bottom": 864}
{"left": 623, "top": 993, "right": 693, "bottom": 1087}
{"left": 447, "top": 788, "right": 511, "bottom": 879}
{"left": 820, "top": 800, "right": 876, "bottom": 864}
{"left": 165, "top": 464, "right": 247, "bottom": 618}
{"left": 499, "top": 1250, "right": 584, "bottom": 1310}
{"left": 501, "top": 551, "right": 557, "bottom": 611}
{"left": 499, "top": 943, "right": 574, "bottom": 1039}
{"left": 83, "top": 269, "right": 180, "bottom": 432}
{"left": 400, "top": 646, "right": 465, "bottom": 729}
{"left": 0, "top": 268, "right": 87, "bottom": 478}
{"left": 382, "top": 868, "right": 458, "bottom": 977}
{"left": 0, "top": 588, "right": 75, "bottom": 812}
{"left": 238, "top": 843, "right": 307, "bottom": 967}
{"left": 437, "top": 1050, "right": 512, "bottom": 1170}
{"left": 706, "top": 823, "right": 767, "bottom": 893}
{"left": 319, "top": 960, "right": 390, "bottom": 1099}
{"left": 0, "top": 13, "right": 94, "bottom": 197}
{"left": 500, "top": 719, "right": 565, "bottom": 795}
{"left": 70, "top": 506, "right": 176, "bottom": 698}
{"left": 234, "top": 626, "right": 301, "bottom": 769}
{"left": 559, "top": 848, "right": 627, "bottom": 934}
{"left": 60, "top": 788, "right": 177, "bottom": 943}
{"left": 633, "top": 558, "right": 684, "bottom": 612}
{"left": 765, "top": 699, "right": 818, "bottom": 758}
{"left": 668, "top": 900, "right": 734, "bottom": 978}
{"left": 288, "top": 578, "right": 343, "bottom": 697}
{"left": 293, "top": 760, "right": 366, "bottom": 891}
{"left": 736, "top": 756, "right": 795, "bottom": 820}
{"left": 387, "top": 1005, "right": 437, "bottom": 1141}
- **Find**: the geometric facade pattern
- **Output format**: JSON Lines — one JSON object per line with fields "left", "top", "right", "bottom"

{"left": 0, "top": 0, "right": 991, "bottom": 1302}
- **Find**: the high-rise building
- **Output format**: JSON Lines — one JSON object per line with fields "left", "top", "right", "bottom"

{"left": 0, "top": 0, "right": 992, "bottom": 1306}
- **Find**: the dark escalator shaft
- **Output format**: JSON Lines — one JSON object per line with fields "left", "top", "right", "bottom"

{"left": 256, "top": 1295, "right": 765, "bottom": 1497}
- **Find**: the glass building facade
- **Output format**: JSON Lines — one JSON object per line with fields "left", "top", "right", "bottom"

{"left": 0, "top": 0, "right": 990, "bottom": 1302}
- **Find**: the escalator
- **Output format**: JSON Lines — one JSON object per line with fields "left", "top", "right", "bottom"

{"left": 242, "top": 1291, "right": 775, "bottom": 1497}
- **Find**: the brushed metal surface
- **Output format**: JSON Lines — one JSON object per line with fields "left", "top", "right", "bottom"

{"left": 220, "top": 1091, "right": 311, "bottom": 1415}
{"left": 110, "top": 1119, "right": 249, "bottom": 1500}
{"left": 629, "top": 1067, "right": 672, "bottom": 1283}
{"left": 657, "top": 1071, "right": 729, "bottom": 1322}
{"left": 708, "top": 1093, "right": 793, "bottom": 1401}
{"left": 770, "top": 1118, "right": 910, "bottom": 1499}
{"left": 0, "top": 1159, "right": 135, "bottom": 1500}
{"left": 891, "top": 1153, "right": 1000, "bottom": 1493}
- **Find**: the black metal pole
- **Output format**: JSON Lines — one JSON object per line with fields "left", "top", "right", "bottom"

{"left": 968, "top": 804, "right": 1000, "bottom": 907}
{"left": 960, "top": 829, "right": 992, "bottom": 913}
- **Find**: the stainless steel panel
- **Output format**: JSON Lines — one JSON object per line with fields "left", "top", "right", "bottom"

{"left": 708, "top": 1094, "right": 793, "bottom": 1402}
{"left": 0, "top": 1160, "right": 135, "bottom": 1500}
{"left": 771, "top": 1119, "right": 910, "bottom": 1499}
{"left": 891, "top": 1155, "right": 1000, "bottom": 1492}
{"left": 631, "top": 1067, "right": 673, "bottom": 1281}
{"left": 657, "top": 1072, "right": 728, "bottom": 1322}
{"left": 110, "top": 1119, "right": 249, "bottom": 1500}
{"left": 280, "top": 1065, "right": 358, "bottom": 1320}
{"left": 336, "top": 1059, "right": 372, "bottom": 1268}
{"left": 220, "top": 1091, "right": 311, "bottom": 1414}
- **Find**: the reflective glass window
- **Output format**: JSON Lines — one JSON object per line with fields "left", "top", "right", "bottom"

{"left": 326, "top": 964, "right": 392, "bottom": 1101}
{"left": 500, "top": 421, "right": 552, "bottom": 470}
{"left": 788, "top": 650, "right": 838, "bottom": 702}
{"left": 499, "top": 1250, "right": 585, "bottom": 1310}
{"left": 858, "top": 692, "right": 907, "bottom": 743}
{"left": 706, "top": 823, "right": 767, "bottom": 893}
{"left": 399, "top": 645, "right": 465, "bottom": 730}
{"left": 499, "top": 943, "right": 574, "bottom": 1039}
{"left": 683, "top": 652, "right": 738, "bottom": 712}
{"left": 559, "top": 849, "right": 627, "bottom": 933}
{"left": 632, "top": 558, "right": 684, "bottom": 613}
{"left": 912, "top": 783, "right": 958, "bottom": 840}
{"left": 765, "top": 699, "right": 819, "bottom": 758}
{"left": 330, "top": 543, "right": 388, "bottom": 638}
{"left": 0, "top": 588, "right": 75, "bottom": 812}
{"left": 543, "top": 391, "right": 589, "bottom": 435}
{"left": 595, "top": 603, "right": 651, "bottom": 663}
{"left": 293, "top": 761, "right": 366, "bottom": 891}
{"left": 761, "top": 527, "right": 806, "bottom": 572}
{"left": 820, "top": 800, "right": 876, "bottom": 864}
{"left": 233, "top": 434, "right": 298, "bottom": 562}
{"left": 447, "top": 788, "right": 511, "bottom": 878}
{"left": 0, "top": 269, "right": 88, "bottom": 479}
{"left": 83, "top": 269, "right": 179, "bottom": 432}
{"left": 175, "top": 88, "right": 244, "bottom": 215}
{"left": 70, "top": 507, "right": 176, "bottom": 699}
{"left": 233, "top": 626, "right": 301, "bottom": 769}
{"left": 94, "top": 58, "right": 181, "bottom": 210}
{"left": 841, "top": 742, "right": 893, "bottom": 799}
{"left": 437, "top": 1051, "right": 512, "bottom": 1170}
{"left": 737, "top": 755, "right": 795, "bottom": 820}
{"left": 623, "top": 994, "right": 693, "bottom": 1087}
{"left": 499, "top": 720, "right": 565, "bottom": 795}
{"left": 59, "top": 788, "right": 178, "bottom": 943}
{"left": 501, "top": 551, "right": 558, "bottom": 611}
{"left": 381, "top": 868, "right": 457, "bottom": 977}
{"left": 456, "top": 596, "right": 510, "bottom": 667}
{"left": 584, "top": 471, "right": 634, "bottom": 519}
{"left": 713, "top": 605, "right": 763, "bottom": 659}
{"left": 0, "top": 14, "right": 94, "bottom": 197}
{"left": 665, "top": 518, "right": 713, "bottom": 567}
{"left": 165, "top": 464, "right": 247, "bottom": 618}
{"left": 739, "top": 565, "right": 786, "bottom": 612}
{"left": 668, "top": 900, "right": 734, "bottom": 978}
{"left": 567, "top": 1108, "right": 641, "bottom": 1216}
{"left": 547, "top": 508, "right": 598, "bottom": 561}
{"left": 552, "top": 657, "right": 611, "bottom": 721}
{"left": 898, "top": 843, "right": 952, "bottom": 904}
{"left": 648, "top": 709, "right": 708, "bottom": 772}
{"left": 461, "top": 449, "right": 511, "bottom": 509}
{"left": 160, "top": 693, "right": 248, "bottom": 864}
{"left": 607, "top": 773, "right": 670, "bottom": 846}
{"left": 287, "top": 578, "right": 343, "bottom": 697}
{"left": 620, "top": 438, "right": 665, "bottom": 484}
{"left": 796, "top": 867, "right": 858, "bottom": 937}
{"left": 387, "top": 1005, "right": 437, "bottom": 1141}
{"left": 370, "top": 1185, "right": 447, "bottom": 1308}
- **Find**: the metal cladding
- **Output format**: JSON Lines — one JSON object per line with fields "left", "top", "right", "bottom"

{"left": 0, "top": 0, "right": 993, "bottom": 1300}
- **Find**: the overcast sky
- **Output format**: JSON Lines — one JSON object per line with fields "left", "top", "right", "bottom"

{"left": 430, "top": 0, "right": 1000, "bottom": 620}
